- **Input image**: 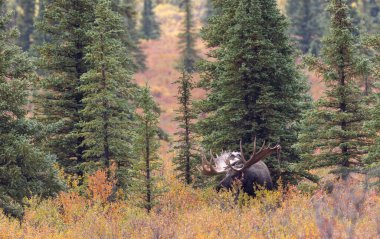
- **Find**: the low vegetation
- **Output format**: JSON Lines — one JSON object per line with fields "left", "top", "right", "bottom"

{"left": 0, "top": 171, "right": 378, "bottom": 239}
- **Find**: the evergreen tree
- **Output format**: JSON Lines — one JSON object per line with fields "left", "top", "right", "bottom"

{"left": 354, "top": 1, "right": 380, "bottom": 95}
{"left": 178, "top": 0, "right": 199, "bottom": 73}
{"left": 358, "top": 0, "right": 380, "bottom": 34}
{"left": 296, "top": 0, "right": 371, "bottom": 177}
{"left": 79, "top": 0, "right": 135, "bottom": 186}
{"left": 112, "top": 0, "right": 147, "bottom": 72}
{"left": 369, "top": 0, "right": 380, "bottom": 27}
{"left": 202, "top": 0, "right": 214, "bottom": 24}
{"left": 366, "top": 35, "right": 380, "bottom": 77}
{"left": 173, "top": 71, "right": 198, "bottom": 184}
{"left": 196, "top": 0, "right": 312, "bottom": 184}
{"left": 15, "top": 0, "right": 35, "bottom": 51}
{"left": 0, "top": 1, "right": 63, "bottom": 218}
{"left": 31, "top": 0, "right": 51, "bottom": 51}
{"left": 364, "top": 35, "right": 380, "bottom": 180}
{"left": 286, "top": 0, "right": 326, "bottom": 55}
{"left": 140, "top": 0, "right": 160, "bottom": 40}
{"left": 34, "top": 0, "right": 95, "bottom": 176}
{"left": 285, "top": 0, "right": 298, "bottom": 18}
{"left": 130, "top": 85, "right": 164, "bottom": 213}
{"left": 346, "top": 0, "right": 362, "bottom": 36}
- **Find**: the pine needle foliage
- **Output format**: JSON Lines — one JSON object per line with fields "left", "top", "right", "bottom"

{"left": 286, "top": 0, "right": 326, "bottom": 55}
{"left": 296, "top": 0, "right": 372, "bottom": 177}
{"left": 30, "top": 0, "right": 47, "bottom": 50}
{"left": 202, "top": 0, "right": 214, "bottom": 24}
{"left": 34, "top": 0, "right": 95, "bottom": 176}
{"left": 364, "top": 35, "right": 380, "bottom": 184}
{"left": 178, "top": 0, "right": 199, "bottom": 73}
{"left": 112, "top": 0, "right": 147, "bottom": 72}
{"left": 0, "top": 0, "right": 63, "bottom": 219}
{"left": 79, "top": 0, "right": 135, "bottom": 186}
{"left": 196, "top": 0, "right": 312, "bottom": 184}
{"left": 15, "top": 0, "right": 35, "bottom": 51}
{"left": 173, "top": 71, "right": 198, "bottom": 184}
{"left": 140, "top": 0, "right": 160, "bottom": 40}
{"left": 129, "top": 85, "right": 164, "bottom": 213}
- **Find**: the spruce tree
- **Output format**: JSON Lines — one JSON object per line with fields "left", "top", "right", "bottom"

{"left": 178, "top": 0, "right": 199, "bottom": 73}
{"left": 356, "top": 0, "right": 380, "bottom": 34}
{"left": 202, "top": 0, "right": 214, "bottom": 24}
{"left": 286, "top": 0, "right": 326, "bottom": 55}
{"left": 296, "top": 0, "right": 371, "bottom": 177}
{"left": 366, "top": 35, "right": 380, "bottom": 78}
{"left": 112, "top": 0, "right": 147, "bottom": 72}
{"left": 364, "top": 35, "right": 380, "bottom": 176}
{"left": 369, "top": 0, "right": 380, "bottom": 29}
{"left": 197, "top": 0, "right": 312, "bottom": 184}
{"left": 30, "top": 0, "right": 49, "bottom": 50}
{"left": 79, "top": 0, "right": 135, "bottom": 185}
{"left": 285, "top": 0, "right": 298, "bottom": 18}
{"left": 130, "top": 85, "right": 164, "bottom": 213}
{"left": 34, "top": 0, "right": 95, "bottom": 176}
{"left": 140, "top": 0, "right": 160, "bottom": 40}
{"left": 15, "top": 0, "right": 35, "bottom": 51}
{"left": 347, "top": 0, "right": 361, "bottom": 36}
{"left": 0, "top": 1, "right": 63, "bottom": 218}
{"left": 173, "top": 71, "right": 198, "bottom": 184}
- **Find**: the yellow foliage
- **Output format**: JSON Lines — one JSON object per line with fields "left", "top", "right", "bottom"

{"left": 0, "top": 178, "right": 378, "bottom": 238}
{"left": 154, "top": 4, "right": 184, "bottom": 37}
{"left": 87, "top": 169, "right": 115, "bottom": 204}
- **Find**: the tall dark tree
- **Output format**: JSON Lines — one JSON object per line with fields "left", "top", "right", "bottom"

{"left": 285, "top": 0, "right": 298, "bottom": 17}
{"left": 0, "top": 0, "right": 63, "bottom": 218}
{"left": 34, "top": 0, "right": 95, "bottom": 176}
{"left": 15, "top": 0, "right": 35, "bottom": 51}
{"left": 286, "top": 0, "right": 326, "bottom": 55}
{"left": 140, "top": 0, "right": 160, "bottom": 40}
{"left": 357, "top": 0, "right": 380, "bottom": 95}
{"left": 173, "top": 71, "right": 198, "bottom": 184}
{"left": 196, "top": 0, "right": 312, "bottom": 184}
{"left": 178, "top": 0, "right": 199, "bottom": 73}
{"left": 202, "top": 0, "right": 214, "bottom": 24}
{"left": 30, "top": 0, "right": 49, "bottom": 50}
{"left": 364, "top": 35, "right": 380, "bottom": 178}
{"left": 296, "top": 0, "right": 372, "bottom": 177}
{"left": 112, "top": 0, "right": 146, "bottom": 72}
{"left": 359, "top": 0, "right": 380, "bottom": 34}
{"left": 79, "top": 0, "right": 135, "bottom": 185}
{"left": 130, "top": 85, "right": 164, "bottom": 213}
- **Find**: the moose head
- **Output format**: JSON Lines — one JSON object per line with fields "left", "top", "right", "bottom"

{"left": 199, "top": 138, "right": 281, "bottom": 196}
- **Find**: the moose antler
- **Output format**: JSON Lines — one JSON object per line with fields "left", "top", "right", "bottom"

{"left": 228, "top": 137, "right": 281, "bottom": 172}
{"left": 199, "top": 138, "right": 281, "bottom": 176}
{"left": 199, "top": 150, "right": 229, "bottom": 176}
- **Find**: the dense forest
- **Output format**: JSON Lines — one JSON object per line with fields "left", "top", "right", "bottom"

{"left": 0, "top": 0, "right": 379, "bottom": 238}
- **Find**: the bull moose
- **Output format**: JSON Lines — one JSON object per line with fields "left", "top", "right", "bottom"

{"left": 199, "top": 138, "right": 281, "bottom": 196}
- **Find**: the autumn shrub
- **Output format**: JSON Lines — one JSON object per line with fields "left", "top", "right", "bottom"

{"left": 87, "top": 169, "right": 115, "bottom": 204}
{"left": 0, "top": 173, "right": 378, "bottom": 239}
